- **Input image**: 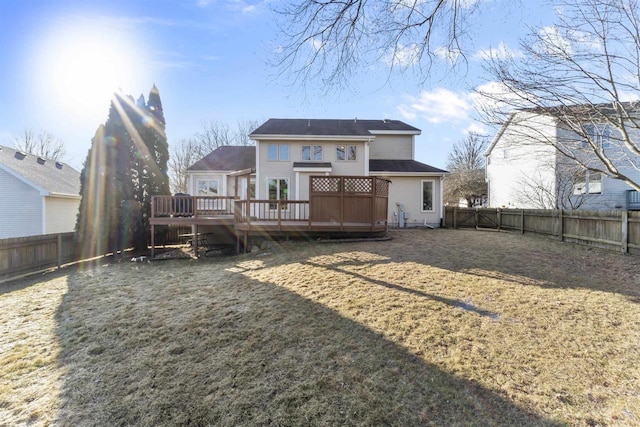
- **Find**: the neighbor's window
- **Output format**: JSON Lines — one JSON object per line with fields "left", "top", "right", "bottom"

{"left": 302, "top": 145, "right": 323, "bottom": 161}
{"left": 421, "top": 180, "right": 434, "bottom": 211}
{"left": 573, "top": 170, "right": 602, "bottom": 195}
{"left": 268, "top": 178, "right": 289, "bottom": 209}
{"left": 337, "top": 145, "right": 357, "bottom": 161}
{"left": 582, "top": 124, "right": 611, "bottom": 149}
{"left": 196, "top": 179, "right": 219, "bottom": 196}
{"left": 268, "top": 144, "right": 290, "bottom": 161}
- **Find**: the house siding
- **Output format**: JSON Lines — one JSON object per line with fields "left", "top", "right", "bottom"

{"left": 44, "top": 196, "right": 80, "bottom": 234}
{"left": 488, "top": 111, "right": 640, "bottom": 210}
{"left": 258, "top": 140, "right": 366, "bottom": 200}
{"left": 369, "top": 135, "right": 413, "bottom": 160}
{"left": 0, "top": 169, "right": 43, "bottom": 238}
{"left": 487, "top": 112, "right": 558, "bottom": 208}
{"left": 386, "top": 176, "right": 443, "bottom": 227}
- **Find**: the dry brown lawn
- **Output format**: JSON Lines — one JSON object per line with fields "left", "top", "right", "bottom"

{"left": 1, "top": 229, "right": 639, "bottom": 426}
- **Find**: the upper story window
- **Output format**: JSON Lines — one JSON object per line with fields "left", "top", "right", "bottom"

{"left": 337, "top": 144, "right": 357, "bottom": 161}
{"left": 302, "top": 145, "right": 323, "bottom": 161}
{"left": 268, "top": 144, "right": 290, "bottom": 161}
{"left": 581, "top": 124, "right": 611, "bottom": 149}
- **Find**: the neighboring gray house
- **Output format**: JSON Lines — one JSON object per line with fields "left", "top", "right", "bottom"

{"left": 187, "top": 119, "right": 448, "bottom": 227}
{"left": 486, "top": 105, "right": 640, "bottom": 210}
{"left": 0, "top": 145, "right": 81, "bottom": 239}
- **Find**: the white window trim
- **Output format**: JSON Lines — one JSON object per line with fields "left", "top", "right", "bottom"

{"left": 266, "top": 177, "right": 290, "bottom": 211}
{"left": 336, "top": 144, "right": 358, "bottom": 161}
{"left": 421, "top": 179, "right": 436, "bottom": 212}
{"left": 196, "top": 178, "right": 220, "bottom": 196}
{"left": 268, "top": 143, "right": 290, "bottom": 161}
{"left": 302, "top": 145, "right": 324, "bottom": 161}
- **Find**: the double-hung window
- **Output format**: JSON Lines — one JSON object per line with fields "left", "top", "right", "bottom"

{"left": 268, "top": 144, "right": 290, "bottom": 161}
{"left": 336, "top": 145, "right": 357, "bottom": 161}
{"left": 302, "top": 145, "right": 323, "bottom": 161}
{"left": 421, "top": 180, "right": 434, "bottom": 212}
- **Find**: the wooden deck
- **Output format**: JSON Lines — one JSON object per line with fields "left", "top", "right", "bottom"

{"left": 150, "top": 176, "right": 390, "bottom": 256}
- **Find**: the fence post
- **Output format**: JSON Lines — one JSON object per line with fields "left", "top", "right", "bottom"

{"left": 497, "top": 208, "right": 501, "bottom": 231}
{"left": 474, "top": 209, "right": 479, "bottom": 228}
{"left": 453, "top": 207, "right": 458, "bottom": 229}
{"left": 622, "top": 211, "right": 629, "bottom": 253}
{"left": 521, "top": 209, "right": 525, "bottom": 234}
{"left": 57, "top": 233, "right": 62, "bottom": 269}
{"left": 559, "top": 210, "right": 564, "bottom": 241}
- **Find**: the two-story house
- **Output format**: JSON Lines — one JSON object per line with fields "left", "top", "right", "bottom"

{"left": 185, "top": 118, "right": 448, "bottom": 227}
{"left": 486, "top": 105, "right": 640, "bottom": 211}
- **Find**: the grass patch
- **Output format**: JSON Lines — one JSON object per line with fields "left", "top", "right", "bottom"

{"left": 1, "top": 229, "right": 639, "bottom": 426}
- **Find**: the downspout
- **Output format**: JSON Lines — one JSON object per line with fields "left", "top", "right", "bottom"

{"left": 364, "top": 138, "right": 371, "bottom": 176}
{"left": 439, "top": 176, "right": 444, "bottom": 227}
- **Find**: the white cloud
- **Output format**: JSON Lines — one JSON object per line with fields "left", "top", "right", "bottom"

{"left": 309, "top": 37, "right": 324, "bottom": 52}
{"left": 434, "top": 46, "right": 461, "bottom": 64}
{"left": 396, "top": 88, "right": 472, "bottom": 124}
{"left": 470, "top": 81, "right": 531, "bottom": 114}
{"left": 197, "top": 0, "right": 213, "bottom": 7}
{"left": 473, "top": 41, "right": 523, "bottom": 61}
{"left": 464, "top": 122, "right": 487, "bottom": 135}
{"left": 536, "top": 25, "right": 572, "bottom": 57}
{"left": 385, "top": 44, "right": 420, "bottom": 67}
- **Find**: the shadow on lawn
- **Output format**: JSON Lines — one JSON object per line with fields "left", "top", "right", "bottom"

{"left": 54, "top": 263, "right": 561, "bottom": 426}
{"left": 371, "top": 229, "right": 640, "bottom": 300}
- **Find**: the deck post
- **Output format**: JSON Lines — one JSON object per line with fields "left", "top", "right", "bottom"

{"left": 151, "top": 224, "right": 155, "bottom": 259}
{"left": 194, "top": 224, "right": 199, "bottom": 258}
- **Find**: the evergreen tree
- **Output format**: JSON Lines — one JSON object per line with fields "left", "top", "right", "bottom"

{"left": 76, "top": 86, "right": 171, "bottom": 256}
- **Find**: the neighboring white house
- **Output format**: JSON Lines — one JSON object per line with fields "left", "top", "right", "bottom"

{"left": 186, "top": 119, "right": 448, "bottom": 227}
{"left": 486, "top": 107, "right": 640, "bottom": 210}
{"left": 0, "top": 145, "right": 81, "bottom": 239}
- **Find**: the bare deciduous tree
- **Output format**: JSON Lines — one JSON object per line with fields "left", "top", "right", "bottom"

{"left": 168, "top": 120, "right": 260, "bottom": 194}
{"left": 478, "top": 0, "right": 640, "bottom": 192}
{"left": 14, "top": 129, "right": 66, "bottom": 161}
{"left": 516, "top": 162, "right": 589, "bottom": 210}
{"left": 273, "top": 0, "right": 495, "bottom": 89}
{"left": 444, "top": 133, "right": 488, "bottom": 207}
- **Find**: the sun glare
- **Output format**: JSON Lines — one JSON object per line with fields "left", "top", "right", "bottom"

{"left": 34, "top": 21, "right": 147, "bottom": 121}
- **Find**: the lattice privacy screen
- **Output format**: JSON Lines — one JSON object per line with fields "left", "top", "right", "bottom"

{"left": 375, "top": 179, "right": 389, "bottom": 196}
{"left": 344, "top": 177, "right": 372, "bottom": 193}
{"left": 311, "top": 177, "right": 340, "bottom": 193}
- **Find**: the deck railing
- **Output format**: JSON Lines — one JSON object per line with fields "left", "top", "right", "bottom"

{"left": 152, "top": 195, "right": 236, "bottom": 218}
{"left": 234, "top": 200, "right": 310, "bottom": 227}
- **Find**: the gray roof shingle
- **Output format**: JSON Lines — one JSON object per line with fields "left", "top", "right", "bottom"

{"left": 0, "top": 145, "right": 80, "bottom": 196}
{"left": 188, "top": 145, "right": 256, "bottom": 171}
{"left": 369, "top": 159, "right": 448, "bottom": 174}
{"left": 251, "top": 119, "right": 420, "bottom": 137}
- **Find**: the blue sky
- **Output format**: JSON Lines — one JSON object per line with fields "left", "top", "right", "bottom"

{"left": 0, "top": 0, "right": 557, "bottom": 170}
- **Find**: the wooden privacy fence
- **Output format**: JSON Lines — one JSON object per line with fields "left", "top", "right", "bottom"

{"left": 444, "top": 207, "right": 640, "bottom": 254}
{"left": 309, "top": 176, "right": 389, "bottom": 226}
{"left": 0, "top": 232, "right": 78, "bottom": 281}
